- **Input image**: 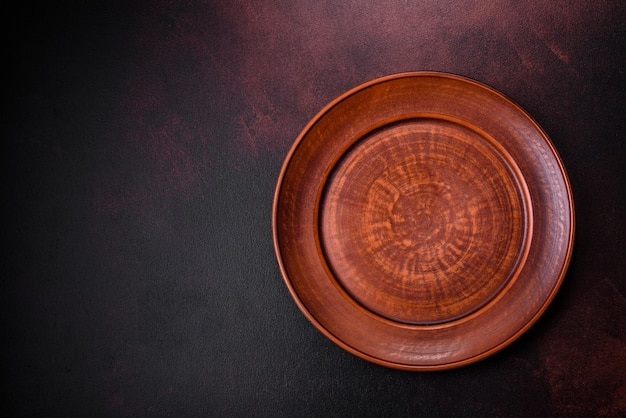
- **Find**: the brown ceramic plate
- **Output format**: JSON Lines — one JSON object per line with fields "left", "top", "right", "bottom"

{"left": 272, "top": 72, "right": 574, "bottom": 370}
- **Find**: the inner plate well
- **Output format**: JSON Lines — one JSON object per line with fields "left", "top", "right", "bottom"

{"left": 319, "top": 117, "right": 531, "bottom": 324}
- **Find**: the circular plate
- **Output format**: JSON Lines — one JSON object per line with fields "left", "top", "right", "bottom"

{"left": 272, "top": 72, "right": 574, "bottom": 370}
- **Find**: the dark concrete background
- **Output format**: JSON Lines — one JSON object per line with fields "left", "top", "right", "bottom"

{"left": 3, "top": 1, "right": 625, "bottom": 416}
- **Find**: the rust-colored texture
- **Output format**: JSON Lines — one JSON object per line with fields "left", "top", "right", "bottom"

{"left": 274, "top": 74, "right": 573, "bottom": 369}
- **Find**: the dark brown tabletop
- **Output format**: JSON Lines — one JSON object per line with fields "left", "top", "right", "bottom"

{"left": 4, "top": 1, "right": 625, "bottom": 416}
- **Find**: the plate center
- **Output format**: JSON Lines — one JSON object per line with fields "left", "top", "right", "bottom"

{"left": 319, "top": 117, "right": 529, "bottom": 325}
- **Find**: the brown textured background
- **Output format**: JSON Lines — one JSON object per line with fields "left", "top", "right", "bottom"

{"left": 4, "top": 0, "right": 625, "bottom": 416}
